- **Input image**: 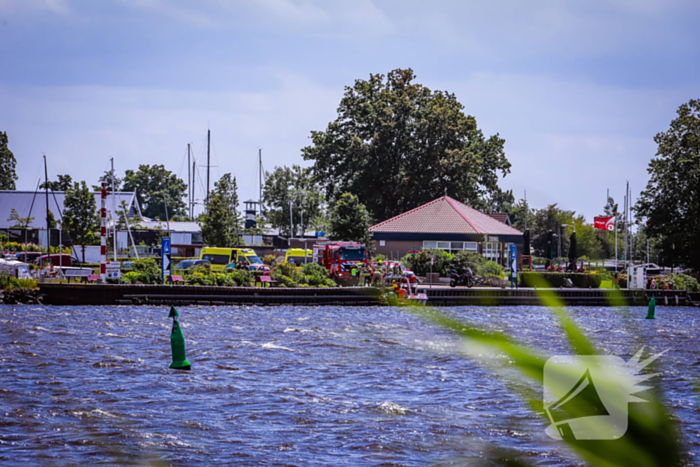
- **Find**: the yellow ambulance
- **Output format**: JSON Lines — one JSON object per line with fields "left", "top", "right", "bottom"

{"left": 199, "top": 247, "right": 263, "bottom": 272}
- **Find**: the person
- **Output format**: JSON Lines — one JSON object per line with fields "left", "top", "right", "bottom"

{"left": 236, "top": 258, "right": 247, "bottom": 270}
{"left": 372, "top": 266, "right": 384, "bottom": 287}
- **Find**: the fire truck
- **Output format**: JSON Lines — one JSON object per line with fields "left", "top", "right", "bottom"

{"left": 312, "top": 241, "right": 369, "bottom": 286}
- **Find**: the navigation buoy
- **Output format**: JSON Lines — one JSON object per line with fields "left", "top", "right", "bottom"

{"left": 646, "top": 296, "right": 656, "bottom": 320}
{"left": 168, "top": 306, "right": 191, "bottom": 370}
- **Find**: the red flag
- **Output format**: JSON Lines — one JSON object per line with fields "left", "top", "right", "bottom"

{"left": 594, "top": 216, "right": 615, "bottom": 231}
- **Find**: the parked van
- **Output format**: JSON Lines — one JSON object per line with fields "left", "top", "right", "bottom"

{"left": 0, "top": 259, "right": 31, "bottom": 279}
{"left": 284, "top": 249, "right": 312, "bottom": 267}
{"left": 199, "top": 247, "right": 262, "bottom": 272}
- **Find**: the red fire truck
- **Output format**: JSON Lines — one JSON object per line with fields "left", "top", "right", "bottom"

{"left": 312, "top": 241, "right": 369, "bottom": 286}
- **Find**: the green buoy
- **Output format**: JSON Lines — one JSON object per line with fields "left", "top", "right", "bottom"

{"left": 168, "top": 306, "right": 191, "bottom": 370}
{"left": 646, "top": 296, "right": 656, "bottom": 320}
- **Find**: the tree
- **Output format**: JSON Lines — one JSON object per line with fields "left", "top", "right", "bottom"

{"left": 92, "top": 170, "right": 123, "bottom": 192}
{"left": 122, "top": 164, "right": 187, "bottom": 220}
{"left": 302, "top": 68, "right": 511, "bottom": 222}
{"left": 40, "top": 174, "right": 73, "bottom": 192}
{"left": 262, "top": 165, "right": 324, "bottom": 236}
{"left": 530, "top": 204, "right": 576, "bottom": 258}
{"left": 636, "top": 99, "right": 700, "bottom": 271}
{"left": 0, "top": 131, "right": 18, "bottom": 190}
{"left": 63, "top": 181, "right": 99, "bottom": 263}
{"left": 328, "top": 192, "right": 373, "bottom": 248}
{"left": 6, "top": 208, "right": 34, "bottom": 229}
{"left": 199, "top": 174, "right": 242, "bottom": 247}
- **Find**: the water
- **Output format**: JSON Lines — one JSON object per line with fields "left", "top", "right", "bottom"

{"left": 1, "top": 304, "right": 699, "bottom": 465}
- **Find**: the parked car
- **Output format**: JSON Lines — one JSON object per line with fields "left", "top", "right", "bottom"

{"left": 174, "top": 259, "right": 209, "bottom": 271}
{"left": 33, "top": 254, "right": 72, "bottom": 267}
{"left": 15, "top": 252, "right": 43, "bottom": 263}
{"left": 224, "top": 262, "right": 272, "bottom": 275}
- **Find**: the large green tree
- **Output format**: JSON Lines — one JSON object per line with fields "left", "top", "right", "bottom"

{"left": 63, "top": 181, "right": 99, "bottom": 263}
{"left": 199, "top": 174, "right": 242, "bottom": 247}
{"left": 328, "top": 192, "right": 373, "bottom": 248}
{"left": 122, "top": 165, "right": 186, "bottom": 220}
{"left": 302, "top": 68, "right": 511, "bottom": 222}
{"left": 0, "top": 131, "right": 18, "bottom": 190}
{"left": 40, "top": 174, "right": 73, "bottom": 192}
{"left": 262, "top": 165, "right": 324, "bottom": 236}
{"left": 636, "top": 99, "right": 700, "bottom": 271}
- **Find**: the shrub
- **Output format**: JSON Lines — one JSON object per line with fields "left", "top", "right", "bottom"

{"left": 667, "top": 273, "right": 699, "bottom": 292}
{"left": 0, "top": 275, "right": 39, "bottom": 290}
{"left": 224, "top": 268, "right": 253, "bottom": 286}
{"left": 519, "top": 272, "right": 603, "bottom": 288}
{"left": 481, "top": 260, "right": 504, "bottom": 278}
{"left": 128, "top": 258, "right": 161, "bottom": 284}
{"left": 300, "top": 262, "right": 335, "bottom": 287}
{"left": 262, "top": 255, "right": 276, "bottom": 265}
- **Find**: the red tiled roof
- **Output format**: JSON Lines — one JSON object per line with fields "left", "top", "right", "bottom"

{"left": 369, "top": 196, "right": 522, "bottom": 236}
{"left": 488, "top": 213, "right": 510, "bottom": 224}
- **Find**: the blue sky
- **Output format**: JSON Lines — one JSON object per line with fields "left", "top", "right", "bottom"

{"left": 2, "top": 0, "right": 699, "bottom": 222}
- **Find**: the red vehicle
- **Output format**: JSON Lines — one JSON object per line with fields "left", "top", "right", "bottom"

{"left": 313, "top": 241, "right": 368, "bottom": 286}
{"left": 34, "top": 254, "right": 73, "bottom": 267}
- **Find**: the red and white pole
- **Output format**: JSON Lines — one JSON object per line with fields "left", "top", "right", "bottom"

{"left": 100, "top": 181, "right": 107, "bottom": 282}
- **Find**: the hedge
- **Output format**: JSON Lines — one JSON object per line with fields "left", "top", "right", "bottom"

{"left": 519, "top": 272, "right": 604, "bottom": 288}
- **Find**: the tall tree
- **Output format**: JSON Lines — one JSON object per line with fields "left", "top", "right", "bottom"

{"left": 328, "top": 192, "right": 373, "bottom": 248}
{"left": 530, "top": 204, "right": 576, "bottom": 258}
{"left": 199, "top": 174, "right": 242, "bottom": 247}
{"left": 122, "top": 164, "right": 187, "bottom": 220}
{"left": 302, "top": 68, "right": 511, "bottom": 222}
{"left": 636, "top": 99, "right": 700, "bottom": 271}
{"left": 40, "top": 174, "right": 73, "bottom": 192}
{"left": 262, "top": 165, "right": 324, "bottom": 236}
{"left": 63, "top": 181, "right": 99, "bottom": 263}
{"left": 0, "top": 131, "right": 18, "bottom": 190}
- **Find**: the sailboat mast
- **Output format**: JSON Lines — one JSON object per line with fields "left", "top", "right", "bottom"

{"left": 206, "top": 129, "right": 211, "bottom": 206}
{"left": 187, "top": 143, "right": 191, "bottom": 219}
{"left": 259, "top": 148, "right": 262, "bottom": 206}
{"left": 111, "top": 157, "right": 116, "bottom": 261}
{"left": 43, "top": 155, "right": 49, "bottom": 259}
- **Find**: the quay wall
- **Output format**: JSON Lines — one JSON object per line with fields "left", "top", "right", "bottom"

{"left": 36, "top": 284, "right": 696, "bottom": 307}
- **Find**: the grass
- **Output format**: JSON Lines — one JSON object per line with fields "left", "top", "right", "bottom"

{"left": 406, "top": 275, "right": 683, "bottom": 466}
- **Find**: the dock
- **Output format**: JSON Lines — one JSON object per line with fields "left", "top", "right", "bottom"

{"left": 37, "top": 283, "right": 698, "bottom": 307}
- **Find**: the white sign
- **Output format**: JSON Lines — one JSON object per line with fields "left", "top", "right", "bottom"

{"left": 106, "top": 261, "right": 121, "bottom": 279}
{"left": 487, "top": 236, "right": 500, "bottom": 242}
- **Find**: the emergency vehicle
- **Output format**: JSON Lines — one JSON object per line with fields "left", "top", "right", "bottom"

{"left": 312, "top": 241, "right": 369, "bottom": 286}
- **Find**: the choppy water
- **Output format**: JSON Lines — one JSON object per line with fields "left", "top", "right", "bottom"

{"left": 1, "top": 304, "right": 699, "bottom": 466}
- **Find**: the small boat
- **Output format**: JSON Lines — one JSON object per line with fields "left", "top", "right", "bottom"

{"left": 385, "top": 277, "right": 428, "bottom": 306}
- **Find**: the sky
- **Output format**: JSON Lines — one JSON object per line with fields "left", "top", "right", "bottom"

{"left": 1, "top": 0, "right": 699, "bottom": 222}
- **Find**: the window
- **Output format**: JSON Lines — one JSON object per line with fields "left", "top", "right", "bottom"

{"left": 424, "top": 240, "right": 478, "bottom": 254}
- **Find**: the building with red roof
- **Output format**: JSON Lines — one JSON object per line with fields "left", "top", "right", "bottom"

{"left": 369, "top": 196, "right": 523, "bottom": 265}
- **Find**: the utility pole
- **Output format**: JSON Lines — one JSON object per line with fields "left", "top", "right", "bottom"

{"left": 289, "top": 200, "right": 294, "bottom": 240}
{"left": 187, "top": 143, "right": 191, "bottom": 219}
{"left": 206, "top": 129, "right": 211, "bottom": 206}
{"left": 259, "top": 149, "right": 263, "bottom": 207}
{"left": 111, "top": 157, "right": 116, "bottom": 261}
{"left": 43, "top": 155, "right": 49, "bottom": 266}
